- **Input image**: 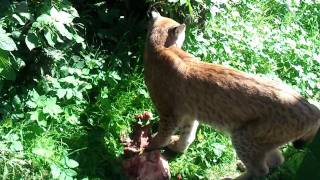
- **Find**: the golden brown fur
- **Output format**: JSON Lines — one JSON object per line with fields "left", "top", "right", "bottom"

{"left": 144, "top": 11, "right": 320, "bottom": 179}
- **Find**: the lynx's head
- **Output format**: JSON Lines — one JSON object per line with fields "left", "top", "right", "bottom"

{"left": 146, "top": 11, "right": 186, "bottom": 49}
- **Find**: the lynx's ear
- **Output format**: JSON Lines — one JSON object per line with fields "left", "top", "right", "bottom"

{"left": 169, "top": 24, "right": 186, "bottom": 48}
{"left": 151, "top": 11, "right": 161, "bottom": 20}
{"left": 173, "top": 24, "right": 186, "bottom": 35}
{"left": 169, "top": 24, "right": 186, "bottom": 37}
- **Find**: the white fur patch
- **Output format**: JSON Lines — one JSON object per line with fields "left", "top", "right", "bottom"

{"left": 175, "top": 30, "right": 185, "bottom": 48}
{"left": 151, "top": 11, "right": 161, "bottom": 20}
{"left": 186, "top": 120, "right": 199, "bottom": 144}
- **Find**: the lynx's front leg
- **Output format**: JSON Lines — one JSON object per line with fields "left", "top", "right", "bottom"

{"left": 168, "top": 119, "right": 199, "bottom": 152}
{"left": 148, "top": 115, "right": 177, "bottom": 151}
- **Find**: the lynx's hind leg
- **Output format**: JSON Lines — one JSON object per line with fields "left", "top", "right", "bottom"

{"left": 231, "top": 130, "right": 270, "bottom": 180}
{"left": 266, "top": 149, "right": 284, "bottom": 169}
{"left": 168, "top": 119, "right": 199, "bottom": 152}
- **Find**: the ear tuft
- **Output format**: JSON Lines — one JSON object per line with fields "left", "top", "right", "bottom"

{"left": 151, "top": 11, "right": 161, "bottom": 20}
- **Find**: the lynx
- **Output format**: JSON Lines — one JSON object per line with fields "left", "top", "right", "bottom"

{"left": 143, "top": 11, "right": 320, "bottom": 179}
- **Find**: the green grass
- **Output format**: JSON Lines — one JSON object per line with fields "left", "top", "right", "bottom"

{"left": 0, "top": 0, "right": 319, "bottom": 179}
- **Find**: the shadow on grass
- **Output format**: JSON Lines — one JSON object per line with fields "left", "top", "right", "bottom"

{"left": 61, "top": 1, "right": 151, "bottom": 179}
{"left": 66, "top": 124, "right": 126, "bottom": 179}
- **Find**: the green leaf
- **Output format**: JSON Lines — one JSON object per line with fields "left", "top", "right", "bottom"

{"left": 43, "top": 98, "right": 63, "bottom": 116}
{"left": 13, "top": 95, "right": 21, "bottom": 105}
{"left": 101, "top": 87, "right": 108, "bottom": 98}
{"left": 109, "top": 71, "right": 121, "bottom": 81}
{"left": 44, "top": 30, "right": 56, "bottom": 47}
{"left": 67, "top": 7, "right": 79, "bottom": 18}
{"left": 0, "top": 142, "right": 8, "bottom": 151}
{"left": 0, "top": 30, "right": 17, "bottom": 51}
{"left": 138, "top": 88, "right": 149, "bottom": 98}
{"left": 0, "top": 49, "right": 16, "bottom": 80}
{"left": 50, "top": 8, "right": 74, "bottom": 24}
{"left": 64, "top": 169, "right": 77, "bottom": 177}
{"left": 29, "top": 89, "right": 40, "bottom": 99}
{"left": 5, "top": 134, "right": 19, "bottom": 141}
{"left": 85, "top": 83, "right": 92, "bottom": 90}
{"left": 74, "top": 91, "right": 83, "bottom": 100}
{"left": 10, "top": 141, "right": 23, "bottom": 151}
{"left": 180, "top": 0, "right": 187, "bottom": 5}
{"left": 54, "top": 22, "right": 72, "bottom": 40}
{"left": 19, "top": 12, "right": 31, "bottom": 20}
{"left": 43, "top": 104, "right": 62, "bottom": 116}
{"left": 67, "top": 114, "right": 79, "bottom": 125}
{"left": 26, "top": 100, "right": 37, "bottom": 108}
{"left": 25, "top": 33, "right": 41, "bottom": 50}
{"left": 33, "top": 146, "right": 54, "bottom": 157}
{"left": 36, "top": 14, "right": 53, "bottom": 24}
{"left": 59, "top": 171, "right": 67, "bottom": 180}
{"left": 50, "top": 7, "right": 59, "bottom": 17}
{"left": 66, "top": 159, "right": 79, "bottom": 168}
{"left": 50, "top": 164, "right": 61, "bottom": 179}
{"left": 0, "top": 118, "right": 12, "bottom": 128}
{"left": 12, "top": 14, "right": 25, "bottom": 25}
{"left": 60, "top": 76, "right": 78, "bottom": 85}
{"left": 212, "top": 143, "right": 226, "bottom": 157}
{"left": 37, "top": 120, "right": 47, "bottom": 127}
{"left": 57, "top": 89, "right": 67, "bottom": 99}
{"left": 73, "top": 34, "right": 84, "bottom": 43}
{"left": 66, "top": 89, "right": 73, "bottom": 99}
{"left": 29, "top": 111, "right": 39, "bottom": 121}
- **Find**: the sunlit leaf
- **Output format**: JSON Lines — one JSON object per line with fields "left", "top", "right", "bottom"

{"left": 12, "top": 14, "right": 25, "bottom": 25}
{"left": 44, "top": 30, "right": 56, "bottom": 47}
{"left": 0, "top": 49, "right": 16, "bottom": 80}
{"left": 66, "top": 158, "right": 79, "bottom": 168}
{"left": 50, "top": 8, "right": 74, "bottom": 24}
{"left": 54, "top": 22, "right": 72, "bottom": 39}
{"left": 25, "top": 33, "right": 41, "bottom": 50}
{"left": 36, "top": 14, "right": 53, "bottom": 24}
{"left": 66, "top": 89, "right": 73, "bottom": 99}
{"left": 29, "top": 111, "right": 39, "bottom": 121}
{"left": 0, "top": 30, "right": 17, "bottom": 51}
{"left": 57, "top": 89, "right": 67, "bottom": 98}
{"left": 65, "top": 169, "right": 77, "bottom": 177}
{"left": 109, "top": 71, "right": 121, "bottom": 81}
{"left": 10, "top": 141, "right": 23, "bottom": 151}
{"left": 43, "top": 98, "right": 63, "bottom": 116}
{"left": 50, "top": 164, "right": 61, "bottom": 179}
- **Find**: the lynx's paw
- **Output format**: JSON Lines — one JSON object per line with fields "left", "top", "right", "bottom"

{"left": 236, "top": 160, "right": 246, "bottom": 172}
{"left": 167, "top": 135, "right": 187, "bottom": 153}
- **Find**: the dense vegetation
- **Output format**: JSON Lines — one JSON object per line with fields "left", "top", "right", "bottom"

{"left": 0, "top": 0, "right": 319, "bottom": 179}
